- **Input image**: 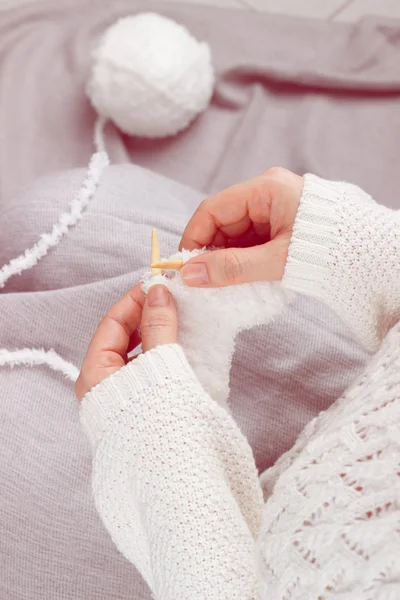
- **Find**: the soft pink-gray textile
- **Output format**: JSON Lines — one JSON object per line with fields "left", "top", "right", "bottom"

{"left": 0, "top": 2, "right": 399, "bottom": 599}
{"left": 0, "top": 164, "right": 368, "bottom": 600}
{"left": 1, "top": 0, "right": 400, "bottom": 207}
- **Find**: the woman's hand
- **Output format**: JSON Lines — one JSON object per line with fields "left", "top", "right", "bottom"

{"left": 75, "top": 284, "right": 177, "bottom": 400}
{"left": 179, "top": 167, "right": 303, "bottom": 287}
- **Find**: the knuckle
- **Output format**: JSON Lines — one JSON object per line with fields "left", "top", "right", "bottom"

{"left": 262, "top": 166, "right": 288, "bottom": 180}
{"left": 141, "top": 312, "right": 173, "bottom": 333}
{"left": 247, "top": 181, "right": 270, "bottom": 220}
{"left": 221, "top": 249, "right": 245, "bottom": 284}
{"left": 199, "top": 196, "right": 212, "bottom": 210}
{"left": 197, "top": 196, "right": 215, "bottom": 219}
{"left": 248, "top": 180, "right": 263, "bottom": 207}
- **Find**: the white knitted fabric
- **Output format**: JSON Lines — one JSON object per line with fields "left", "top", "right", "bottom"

{"left": 142, "top": 271, "right": 295, "bottom": 408}
{"left": 257, "top": 323, "right": 400, "bottom": 599}
{"left": 80, "top": 345, "right": 263, "bottom": 600}
{"left": 80, "top": 175, "right": 400, "bottom": 599}
{"left": 283, "top": 174, "right": 400, "bottom": 352}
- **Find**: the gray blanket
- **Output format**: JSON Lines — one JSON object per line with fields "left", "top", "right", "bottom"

{"left": 1, "top": 0, "right": 400, "bottom": 207}
{"left": 1, "top": 2, "right": 399, "bottom": 599}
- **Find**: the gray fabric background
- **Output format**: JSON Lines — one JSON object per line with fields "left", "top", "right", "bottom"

{"left": 1, "top": 1, "right": 398, "bottom": 598}
{"left": 0, "top": 165, "right": 368, "bottom": 599}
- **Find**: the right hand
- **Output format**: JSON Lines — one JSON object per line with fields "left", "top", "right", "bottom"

{"left": 179, "top": 167, "right": 303, "bottom": 287}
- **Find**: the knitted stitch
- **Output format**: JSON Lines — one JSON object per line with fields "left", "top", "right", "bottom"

{"left": 258, "top": 323, "right": 400, "bottom": 599}
{"left": 80, "top": 175, "right": 400, "bottom": 599}
{"left": 142, "top": 271, "right": 295, "bottom": 408}
{"left": 283, "top": 174, "right": 400, "bottom": 352}
{"left": 80, "top": 344, "right": 263, "bottom": 600}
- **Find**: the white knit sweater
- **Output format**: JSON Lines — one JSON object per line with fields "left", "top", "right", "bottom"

{"left": 80, "top": 175, "right": 400, "bottom": 600}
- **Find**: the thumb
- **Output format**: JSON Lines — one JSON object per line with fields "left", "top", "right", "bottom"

{"left": 141, "top": 285, "right": 178, "bottom": 352}
{"left": 180, "top": 237, "right": 290, "bottom": 287}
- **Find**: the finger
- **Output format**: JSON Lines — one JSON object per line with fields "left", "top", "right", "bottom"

{"left": 87, "top": 284, "right": 145, "bottom": 363}
{"left": 179, "top": 175, "right": 274, "bottom": 251}
{"left": 141, "top": 285, "right": 178, "bottom": 353}
{"left": 211, "top": 229, "right": 227, "bottom": 248}
{"left": 180, "top": 237, "right": 290, "bottom": 288}
{"left": 75, "top": 284, "right": 145, "bottom": 400}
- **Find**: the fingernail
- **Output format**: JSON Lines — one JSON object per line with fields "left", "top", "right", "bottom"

{"left": 181, "top": 263, "right": 209, "bottom": 286}
{"left": 147, "top": 285, "right": 170, "bottom": 307}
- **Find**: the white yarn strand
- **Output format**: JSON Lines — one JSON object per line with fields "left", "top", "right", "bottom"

{"left": 0, "top": 118, "right": 109, "bottom": 289}
{"left": 0, "top": 117, "right": 107, "bottom": 385}
{"left": 87, "top": 14, "right": 214, "bottom": 139}
{"left": 94, "top": 115, "right": 107, "bottom": 153}
{"left": 0, "top": 349, "right": 79, "bottom": 382}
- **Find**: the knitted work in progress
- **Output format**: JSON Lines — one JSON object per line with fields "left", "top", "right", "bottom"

{"left": 142, "top": 270, "right": 295, "bottom": 408}
{"left": 80, "top": 175, "right": 400, "bottom": 600}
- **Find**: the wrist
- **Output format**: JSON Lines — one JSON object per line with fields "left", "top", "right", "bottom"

{"left": 282, "top": 174, "right": 392, "bottom": 351}
{"left": 283, "top": 174, "right": 374, "bottom": 298}
{"left": 79, "top": 344, "right": 198, "bottom": 450}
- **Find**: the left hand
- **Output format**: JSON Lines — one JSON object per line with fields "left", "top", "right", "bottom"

{"left": 75, "top": 284, "right": 177, "bottom": 400}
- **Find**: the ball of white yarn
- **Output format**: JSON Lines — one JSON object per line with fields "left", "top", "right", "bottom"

{"left": 87, "top": 13, "right": 214, "bottom": 139}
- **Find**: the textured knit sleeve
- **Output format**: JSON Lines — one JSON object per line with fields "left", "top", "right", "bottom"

{"left": 283, "top": 174, "right": 400, "bottom": 351}
{"left": 257, "top": 321, "right": 400, "bottom": 600}
{"left": 79, "top": 343, "right": 263, "bottom": 600}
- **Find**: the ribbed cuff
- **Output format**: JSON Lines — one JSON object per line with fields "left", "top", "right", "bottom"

{"left": 79, "top": 344, "right": 196, "bottom": 451}
{"left": 282, "top": 174, "right": 373, "bottom": 299}
{"left": 282, "top": 174, "right": 340, "bottom": 299}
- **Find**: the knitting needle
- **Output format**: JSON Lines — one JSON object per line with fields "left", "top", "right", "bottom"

{"left": 151, "top": 229, "right": 162, "bottom": 276}
{"left": 150, "top": 259, "right": 184, "bottom": 271}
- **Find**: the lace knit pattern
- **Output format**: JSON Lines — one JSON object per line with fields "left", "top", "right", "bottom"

{"left": 258, "top": 322, "right": 400, "bottom": 599}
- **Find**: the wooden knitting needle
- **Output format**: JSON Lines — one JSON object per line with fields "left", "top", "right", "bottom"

{"left": 150, "top": 259, "right": 184, "bottom": 271}
{"left": 151, "top": 229, "right": 162, "bottom": 276}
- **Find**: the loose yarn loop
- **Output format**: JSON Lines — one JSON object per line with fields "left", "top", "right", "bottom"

{"left": 0, "top": 118, "right": 109, "bottom": 289}
{"left": 0, "top": 117, "right": 108, "bottom": 379}
{"left": 0, "top": 348, "right": 79, "bottom": 382}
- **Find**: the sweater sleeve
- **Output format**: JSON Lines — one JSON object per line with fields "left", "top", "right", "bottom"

{"left": 283, "top": 174, "right": 400, "bottom": 352}
{"left": 257, "top": 320, "right": 400, "bottom": 600}
{"left": 79, "top": 343, "right": 263, "bottom": 600}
